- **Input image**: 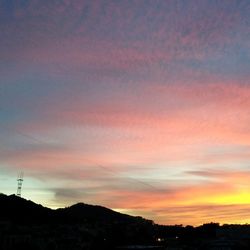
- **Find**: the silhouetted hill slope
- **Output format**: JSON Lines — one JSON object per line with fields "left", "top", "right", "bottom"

{"left": 58, "top": 202, "right": 137, "bottom": 222}
{"left": 0, "top": 193, "right": 155, "bottom": 249}
{"left": 1, "top": 193, "right": 250, "bottom": 250}
{"left": 0, "top": 193, "right": 53, "bottom": 223}
{"left": 0, "top": 193, "right": 149, "bottom": 225}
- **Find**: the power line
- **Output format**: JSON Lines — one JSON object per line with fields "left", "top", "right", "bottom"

{"left": 0, "top": 123, "right": 161, "bottom": 192}
{"left": 96, "top": 164, "right": 161, "bottom": 191}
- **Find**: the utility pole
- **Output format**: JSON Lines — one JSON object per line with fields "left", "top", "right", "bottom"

{"left": 17, "top": 172, "right": 24, "bottom": 197}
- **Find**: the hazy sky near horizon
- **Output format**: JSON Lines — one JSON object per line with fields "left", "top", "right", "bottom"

{"left": 0, "top": 0, "right": 250, "bottom": 225}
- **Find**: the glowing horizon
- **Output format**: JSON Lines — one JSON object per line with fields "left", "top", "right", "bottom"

{"left": 1, "top": 0, "right": 250, "bottom": 226}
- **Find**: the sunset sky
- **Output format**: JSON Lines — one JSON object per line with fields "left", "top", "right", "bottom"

{"left": 1, "top": 0, "right": 250, "bottom": 225}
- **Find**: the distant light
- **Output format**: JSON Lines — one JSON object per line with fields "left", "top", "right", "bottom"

{"left": 157, "top": 238, "right": 163, "bottom": 242}
{"left": 176, "top": 236, "right": 179, "bottom": 239}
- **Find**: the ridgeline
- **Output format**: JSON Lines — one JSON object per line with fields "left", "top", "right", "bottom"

{"left": 1, "top": 193, "right": 250, "bottom": 250}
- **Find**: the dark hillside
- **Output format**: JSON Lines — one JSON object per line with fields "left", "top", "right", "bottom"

{"left": 0, "top": 194, "right": 155, "bottom": 250}
{"left": 0, "top": 193, "right": 53, "bottom": 223}
{"left": 1, "top": 193, "right": 250, "bottom": 250}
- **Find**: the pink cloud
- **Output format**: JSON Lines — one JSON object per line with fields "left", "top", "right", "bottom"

{"left": 3, "top": 81, "right": 247, "bottom": 178}
{"left": 16, "top": 81, "right": 250, "bottom": 145}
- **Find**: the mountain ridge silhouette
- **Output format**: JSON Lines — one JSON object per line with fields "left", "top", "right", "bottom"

{"left": 0, "top": 193, "right": 147, "bottom": 224}
{"left": 1, "top": 193, "right": 250, "bottom": 249}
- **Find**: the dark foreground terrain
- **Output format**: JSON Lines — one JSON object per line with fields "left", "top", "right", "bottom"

{"left": 1, "top": 193, "right": 250, "bottom": 250}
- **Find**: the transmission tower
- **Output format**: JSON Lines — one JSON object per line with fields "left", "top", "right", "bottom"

{"left": 17, "top": 172, "right": 24, "bottom": 197}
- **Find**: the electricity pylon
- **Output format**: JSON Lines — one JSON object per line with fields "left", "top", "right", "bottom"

{"left": 17, "top": 172, "right": 24, "bottom": 197}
